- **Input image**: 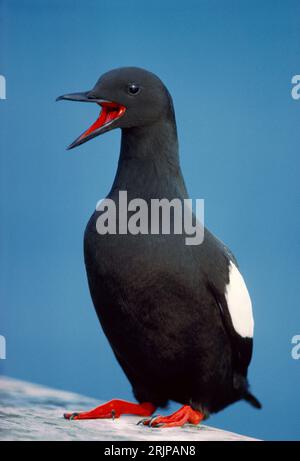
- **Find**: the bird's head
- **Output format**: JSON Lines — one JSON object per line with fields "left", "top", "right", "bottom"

{"left": 57, "top": 67, "right": 172, "bottom": 150}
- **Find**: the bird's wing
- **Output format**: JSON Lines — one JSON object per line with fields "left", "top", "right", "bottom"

{"left": 205, "top": 235, "right": 254, "bottom": 376}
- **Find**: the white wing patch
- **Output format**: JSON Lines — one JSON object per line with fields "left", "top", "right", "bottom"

{"left": 225, "top": 261, "right": 254, "bottom": 338}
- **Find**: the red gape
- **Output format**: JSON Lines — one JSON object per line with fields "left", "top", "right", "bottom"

{"left": 140, "top": 405, "right": 204, "bottom": 428}
{"left": 64, "top": 399, "right": 156, "bottom": 420}
{"left": 79, "top": 103, "right": 126, "bottom": 141}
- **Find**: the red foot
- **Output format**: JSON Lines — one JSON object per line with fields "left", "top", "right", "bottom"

{"left": 140, "top": 405, "right": 204, "bottom": 428}
{"left": 64, "top": 399, "right": 156, "bottom": 420}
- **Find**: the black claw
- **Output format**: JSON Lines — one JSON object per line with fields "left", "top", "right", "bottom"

{"left": 137, "top": 415, "right": 162, "bottom": 427}
{"left": 148, "top": 415, "right": 160, "bottom": 427}
{"left": 111, "top": 410, "right": 116, "bottom": 421}
{"left": 137, "top": 417, "right": 149, "bottom": 426}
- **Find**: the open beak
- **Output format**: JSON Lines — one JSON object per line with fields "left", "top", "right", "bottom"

{"left": 56, "top": 91, "right": 126, "bottom": 149}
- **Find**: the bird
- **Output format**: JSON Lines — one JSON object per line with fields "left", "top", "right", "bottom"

{"left": 57, "top": 67, "right": 261, "bottom": 428}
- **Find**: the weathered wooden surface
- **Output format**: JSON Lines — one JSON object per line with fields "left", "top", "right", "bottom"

{"left": 0, "top": 376, "right": 256, "bottom": 441}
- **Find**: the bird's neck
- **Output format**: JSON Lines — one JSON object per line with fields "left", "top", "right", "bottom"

{"left": 110, "top": 118, "right": 188, "bottom": 199}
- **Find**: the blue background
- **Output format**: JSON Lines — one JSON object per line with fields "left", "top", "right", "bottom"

{"left": 0, "top": 0, "right": 299, "bottom": 440}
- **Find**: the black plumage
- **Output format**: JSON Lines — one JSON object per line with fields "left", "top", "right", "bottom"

{"left": 58, "top": 67, "right": 261, "bottom": 419}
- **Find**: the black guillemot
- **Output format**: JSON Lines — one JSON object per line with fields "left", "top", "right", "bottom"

{"left": 57, "top": 67, "right": 261, "bottom": 428}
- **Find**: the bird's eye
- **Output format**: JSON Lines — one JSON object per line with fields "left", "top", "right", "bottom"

{"left": 128, "top": 83, "right": 140, "bottom": 95}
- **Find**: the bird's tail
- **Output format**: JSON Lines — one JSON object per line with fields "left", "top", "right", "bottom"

{"left": 243, "top": 391, "right": 262, "bottom": 409}
{"left": 233, "top": 373, "right": 262, "bottom": 409}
